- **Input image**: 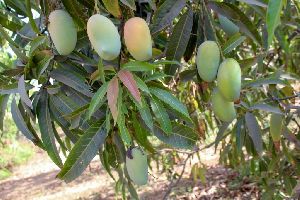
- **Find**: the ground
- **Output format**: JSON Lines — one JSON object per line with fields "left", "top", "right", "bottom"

{"left": 0, "top": 142, "right": 260, "bottom": 200}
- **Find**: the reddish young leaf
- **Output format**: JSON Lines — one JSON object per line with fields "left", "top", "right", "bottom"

{"left": 107, "top": 77, "right": 119, "bottom": 123}
{"left": 118, "top": 70, "right": 141, "bottom": 103}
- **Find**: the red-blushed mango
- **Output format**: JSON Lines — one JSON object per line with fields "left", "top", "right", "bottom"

{"left": 126, "top": 147, "right": 148, "bottom": 185}
{"left": 48, "top": 10, "right": 77, "bottom": 55}
{"left": 124, "top": 17, "right": 152, "bottom": 61}
{"left": 217, "top": 58, "right": 241, "bottom": 101}
{"left": 218, "top": 14, "right": 239, "bottom": 36}
{"left": 196, "top": 41, "right": 220, "bottom": 82}
{"left": 212, "top": 88, "right": 236, "bottom": 122}
{"left": 87, "top": 14, "right": 121, "bottom": 60}
{"left": 270, "top": 113, "right": 283, "bottom": 142}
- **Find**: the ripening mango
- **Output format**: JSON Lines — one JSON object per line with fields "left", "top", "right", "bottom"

{"left": 124, "top": 17, "right": 152, "bottom": 61}
{"left": 48, "top": 10, "right": 77, "bottom": 55}
{"left": 212, "top": 88, "right": 236, "bottom": 122}
{"left": 218, "top": 14, "right": 239, "bottom": 36}
{"left": 87, "top": 14, "right": 121, "bottom": 60}
{"left": 217, "top": 58, "right": 241, "bottom": 101}
{"left": 270, "top": 113, "right": 283, "bottom": 142}
{"left": 196, "top": 41, "right": 220, "bottom": 82}
{"left": 126, "top": 147, "right": 148, "bottom": 185}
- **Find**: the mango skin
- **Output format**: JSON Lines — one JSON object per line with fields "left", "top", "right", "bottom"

{"left": 212, "top": 88, "right": 236, "bottom": 122}
{"left": 217, "top": 58, "right": 241, "bottom": 101}
{"left": 196, "top": 41, "right": 220, "bottom": 82}
{"left": 126, "top": 147, "right": 148, "bottom": 185}
{"left": 87, "top": 14, "right": 121, "bottom": 60}
{"left": 218, "top": 14, "right": 239, "bottom": 36}
{"left": 270, "top": 114, "right": 283, "bottom": 142}
{"left": 124, "top": 17, "right": 152, "bottom": 61}
{"left": 48, "top": 10, "right": 77, "bottom": 55}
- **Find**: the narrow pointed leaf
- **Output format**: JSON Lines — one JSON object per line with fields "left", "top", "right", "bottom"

{"left": 57, "top": 121, "right": 107, "bottom": 182}
{"left": 0, "top": 95, "right": 9, "bottom": 131}
{"left": 120, "top": 0, "right": 136, "bottom": 10}
{"left": 150, "top": 97, "right": 172, "bottom": 134}
{"left": 245, "top": 112, "right": 263, "bottom": 154}
{"left": 266, "top": 0, "right": 283, "bottom": 48}
{"left": 222, "top": 33, "right": 246, "bottom": 55}
{"left": 102, "top": 0, "right": 121, "bottom": 18}
{"left": 87, "top": 82, "right": 109, "bottom": 119}
{"left": 107, "top": 77, "right": 119, "bottom": 123}
{"left": 118, "top": 70, "right": 141, "bottom": 103}
{"left": 18, "top": 75, "right": 32, "bottom": 109}
{"left": 37, "top": 90, "right": 63, "bottom": 168}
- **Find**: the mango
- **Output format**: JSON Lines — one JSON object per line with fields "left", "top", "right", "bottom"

{"left": 48, "top": 10, "right": 77, "bottom": 55}
{"left": 218, "top": 14, "right": 239, "bottom": 36}
{"left": 126, "top": 147, "right": 148, "bottom": 185}
{"left": 217, "top": 58, "right": 241, "bottom": 101}
{"left": 211, "top": 88, "right": 236, "bottom": 122}
{"left": 87, "top": 14, "right": 121, "bottom": 60}
{"left": 124, "top": 17, "right": 152, "bottom": 61}
{"left": 270, "top": 113, "right": 283, "bottom": 142}
{"left": 196, "top": 41, "right": 220, "bottom": 82}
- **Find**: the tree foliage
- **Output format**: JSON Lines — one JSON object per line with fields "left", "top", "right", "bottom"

{"left": 0, "top": 0, "right": 299, "bottom": 199}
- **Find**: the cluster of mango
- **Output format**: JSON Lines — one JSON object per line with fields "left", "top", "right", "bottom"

{"left": 196, "top": 41, "right": 241, "bottom": 122}
{"left": 48, "top": 10, "right": 152, "bottom": 61}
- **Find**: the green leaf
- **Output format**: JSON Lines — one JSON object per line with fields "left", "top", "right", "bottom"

{"left": 165, "top": 9, "right": 193, "bottom": 75}
{"left": 0, "top": 95, "right": 9, "bottom": 131}
{"left": 87, "top": 82, "right": 109, "bottom": 119}
{"left": 120, "top": 0, "right": 136, "bottom": 10}
{"left": 29, "top": 36, "right": 48, "bottom": 55}
{"left": 179, "top": 69, "right": 197, "bottom": 82}
{"left": 245, "top": 112, "right": 263, "bottom": 154}
{"left": 18, "top": 75, "right": 32, "bottom": 109}
{"left": 57, "top": 121, "right": 107, "bottom": 182}
{"left": 61, "top": 0, "right": 86, "bottom": 28}
{"left": 63, "top": 104, "right": 89, "bottom": 120}
{"left": 222, "top": 33, "right": 246, "bottom": 55}
{"left": 37, "top": 90, "right": 63, "bottom": 168}
{"left": 214, "top": 122, "right": 230, "bottom": 151}
{"left": 151, "top": 0, "right": 186, "bottom": 34}
{"left": 50, "top": 68, "right": 93, "bottom": 97}
{"left": 117, "top": 113, "right": 132, "bottom": 146}
{"left": 243, "top": 77, "right": 288, "bottom": 88}
{"left": 122, "top": 61, "right": 157, "bottom": 72}
{"left": 36, "top": 53, "right": 54, "bottom": 77}
{"left": 150, "top": 97, "right": 172, "bottom": 134}
{"left": 0, "top": 82, "right": 32, "bottom": 94}
{"left": 266, "top": 0, "right": 283, "bottom": 48}
{"left": 137, "top": 97, "right": 153, "bottom": 131}
{"left": 25, "top": 0, "right": 39, "bottom": 34}
{"left": 250, "top": 103, "right": 282, "bottom": 114}
{"left": 133, "top": 74, "right": 150, "bottom": 94}
{"left": 102, "top": 0, "right": 121, "bottom": 18}
{"left": 153, "top": 122, "right": 197, "bottom": 149}
{"left": 237, "top": 0, "right": 267, "bottom": 8}
{"left": 0, "top": 9, "right": 24, "bottom": 31}
{"left": 149, "top": 87, "right": 190, "bottom": 121}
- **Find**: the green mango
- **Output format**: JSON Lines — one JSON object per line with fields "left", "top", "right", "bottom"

{"left": 126, "top": 147, "right": 148, "bottom": 185}
{"left": 270, "top": 113, "right": 283, "bottom": 142}
{"left": 217, "top": 58, "right": 241, "bottom": 101}
{"left": 196, "top": 41, "right": 220, "bottom": 82}
{"left": 48, "top": 10, "right": 77, "bottom": 55}
{"left": 87, "top": 14, "right": 121, "bottom": 60}
{"left": 212, "top": 88, "right": 236, "bottom": 122}
{"left": 218, "top": 14, "right": 239, "bottom": 36}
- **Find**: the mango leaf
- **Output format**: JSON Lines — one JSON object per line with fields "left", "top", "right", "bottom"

{"left": 29, "top": 36, "right": 48, "bottom": 55}
{"left": 25, "top": 0, "right": 39, "bottom": 34}
{"left": 237, "top": 0, "right": 267, "bottom": 8}
{"left": 149, "top": 87, "right": 190, "bottom": 121}
{"left": 102, "top": 0, "right": 121, "bottom": 18}
{"left": 266, "top": 0, "right": 283, "bottom": 48}
{"left": 61, "top": 0, "right": 86, "bottom": 28}
{"left": 222, "top": 33, "right": 246, "bottom": 55}
{"left": 36, "top": 52, "right": 54, "bottom": 77}
{"left": 50, "top": 68, "right": 93, "bottom": 97}
{"left": 37, "top": 90, "right": 63, "bottom": 168}
{"left": 165, "top": 9, "right": 193, "bottom": 75}
{"left": 208, "top": 2, "right": 262, "bottom": 45}
{"left": 122, "top": 61, "right": 157, "bottom": 72}
{"left": 150, "top": 97, "right": 172, "bottom": 134}
{"left": 151, "top": 0, "right": 186, "bottom": 34}
{"left": 179, "top": 69, "right": 197, "bottom": 82}
{"left": 153, "top": 122, "right": 198, "bottom": 149}
{"left": 133, "top": 75, "right": 150, "bottom": 94}
{"left": 0, "top": 95, "right": 8, "bottom": 131}
{"left": 4, "top": 0, "right": 27, "bottom": 15}
{"left": 250, "top": 103, "right": 282, "bottom": 114}
{"left": 243, "top": 77, "right": 288, "bottom": 88}
{"left": 18, "top": 75, "right": 32, "bottom": 109}
{"left": 0, "top": 9, "right": 24, "bottom": 31}
{"left": 63, "top": 104, "right": 89, "bottom": 120}
{"left": 117, "top": 112, "right": 132, "bottom": 146}
{"left": 87, "top": 82, "right": 109, "bottom": 119}
{"left": 214, "top": 122, "right": 231, "bottom": 151}
{"left": 245, "top": 112, "right": 263, "bottom": 154}
{"left": 137, "top": 97, "right": 153, "bottom": 131}
{"left": 118, "top": 70, "right": 141, "bottom": 103}
{"left": 107, "top": 77, "right": 119, "bottom": 123}
{"left": 120, "top": 0, "right": 136, "bottom": 10}
{"left": 57, "top": 121, "right": 107, "bottom": 182}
